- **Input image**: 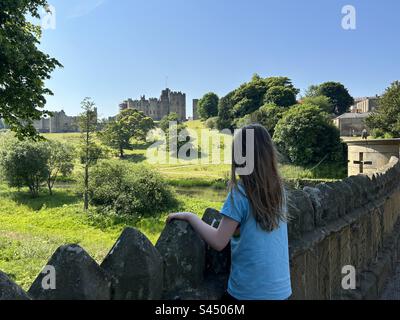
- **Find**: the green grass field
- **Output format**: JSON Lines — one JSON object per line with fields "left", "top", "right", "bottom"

{"left": 0, "top": 183, "right": 222, "bottom": 290}
{"left": 0, "top": 120, "right": 346, "bottom": 289}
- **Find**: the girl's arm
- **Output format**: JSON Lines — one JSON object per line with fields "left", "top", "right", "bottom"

{"left": 167, "top": 212, "right": 239, "bottom": 252}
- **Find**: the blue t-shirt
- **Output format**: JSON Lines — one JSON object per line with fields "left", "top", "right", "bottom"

{"left": 220, "top": 184, "right": 292, "bottom": 300}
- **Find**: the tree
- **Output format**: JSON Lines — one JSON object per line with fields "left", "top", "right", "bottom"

{"left": 43, "top": 140, "right": 74, "bottom": 195}
{"left": 300, "top": 95, "right": 334, "bottom": 114}
{"left": 0, "top": 139, "right": 49, "bottom": 197}
{"left": 251, "top": 103, "right": 287, "bottom": 136}
{"left": 273, "top": 104, "right": 342, "bottom": 166}
{"left": 99, "top": 109, "right": 154, "bottom": 158}
{"left": 159, "top": 112, "right": 180, "bottom": 133}
{"left": 0, "top": 0, "right": 62, "bottom": 139}
{"left": 264, "top": 76, "right": 300, "bottom": 95}
{"left": 197, "top": 92, "right": 219, "bottom": 120}
{"left": 306, "top": 82, "right": 354, "bottom": 115}
{"left": 79, "top": 98, "right": 100, "bottom": 211}
{"left": 264, "top": 86, "right": 297, "bottom": 108}
{"left": 366, "top": 81, "right": 400, "bottom": 138}
{"left": 217, "top": 75, "right": 299, "bottom": 129}
{"left": 217, "top": 91, "right": 235, "bottom": 130}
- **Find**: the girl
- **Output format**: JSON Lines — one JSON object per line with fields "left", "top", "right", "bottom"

{"left": 167, "top": 124, "right": 292, "bottom": 300}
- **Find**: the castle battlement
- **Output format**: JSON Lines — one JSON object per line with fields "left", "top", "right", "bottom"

{"left": 119, "top": 88, "right": 186, "bottom": 121}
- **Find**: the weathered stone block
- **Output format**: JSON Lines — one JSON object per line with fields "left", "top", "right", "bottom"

{"left": 155, "top": 220, "right": 205, "bottom": 297}
{"left": 359, "top": 271, "right": 378, "bottom": 299}
{"left": 316, "top": 236, "right": 330, "bottom": 299}
{"left": 328, "top": 232, "right": 341, "bottom": 299}
{"left": 0, "top": 271, "right": 30, "bottom": 300}
{"left": 303, "top": 186, "right": 323, "bottom": 227}
{"left": 304, "top": 249, "right": 319, "bottom": 299}
{"left": 289, "top": 252, "right": 306, "bottom": 300}
{"left": 202, "top": 208, "right": 231, "bottom": 275}
{"left": 101, "top": 227, "right": 163, "bottom": 300}
{"left": 316, "top": 183, "right": 338, "bottom": 223}
{"left": 287, "top": 190, "right": 315, "bottom": 239}
{"left": 28, "top": 244, "right": 113, "bottom": 300}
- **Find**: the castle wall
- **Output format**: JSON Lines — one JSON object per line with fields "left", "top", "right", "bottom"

{"left": 2, "top": 157, "right": 400, "bottom": 300}
{"left": 120, "top": 88, "right": 187, "bottom": 122}
{"left": 347, "top": 139, "right": 400, "bottom": 176}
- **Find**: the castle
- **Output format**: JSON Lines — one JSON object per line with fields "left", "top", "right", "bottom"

{"left": 32, "top": 109, "right": 96, "bottom": 133}
{"left": 119, "top": 88, "right": 186, "bottom": 121}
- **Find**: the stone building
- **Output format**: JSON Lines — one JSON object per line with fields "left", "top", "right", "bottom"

{"left": 192, "top": 99, "right": 199, "bottom": 120}
{"left": 119, "top": 88, "right": 186, "bottom": 121}
{"left": 33, "top": 109, "right": 94, "bottom": 133}
{"left": 333, "top": 112, "right": 371, "bottom": 136}
{"left": 350, "top": 96, "right": 380, "bottom": 113}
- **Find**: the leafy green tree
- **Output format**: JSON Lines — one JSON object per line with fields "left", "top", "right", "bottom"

{"left": 159, "top": 112, "right": 180, "bottom": 133}
{"left": 366, "top": 81, "right": 400, "bottom": 138}
{"left": 217, "top": 75, "right": 299, "bottom": 128}
{"left": 43, "top": 140, "right": 74, "bottom": 195}
{"left": 264, "top": 86, "right": 297, "bottom": 107}
{"left": 306, "top": 82, "right": 354, "bottom": 115}
{"left": 217, "top": 91, "right": 235, "bottom": 130}
{"left": 78, "top": 98, "right": 101, "bottom": 211}
{"left": 264, "top": 76, "right": 300, "bottom": 94}
{"left": 301, "top": 95, "right": 334, "bottom": 114}
{"left": 0, "top": 139, "right": 49, "bottom": 197}
{"left": 197, "top": 92, "right": 219, "bottom": 120}
{"left": 0, "top": 0, "right": 62, "bottom": 139}
{"left": 99, "top": 109, "right": 154, "bottom": 158}
{"left": 231, "top": 76, "right": 270, "bottom": 118}
{"left": 273, "top": 104, "right": 342, "bottom": 165}
{"left": 251, "top": 103, "right": 287, "bottom": 136}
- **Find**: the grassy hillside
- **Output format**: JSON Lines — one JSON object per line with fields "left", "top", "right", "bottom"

{"left": 0, "top": 120, "right": 346, "bottom": 289}
{"left": 0, "top": 183, "right": 222, "bottom": 290}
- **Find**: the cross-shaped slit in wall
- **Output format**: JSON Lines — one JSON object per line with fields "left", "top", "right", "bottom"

{"left": 353, "top": 152, "right": 373, "bottom": 173}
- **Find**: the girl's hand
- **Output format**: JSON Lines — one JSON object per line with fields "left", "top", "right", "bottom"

{"left": 166, "top": 212, "right": 194, "bottom": 223}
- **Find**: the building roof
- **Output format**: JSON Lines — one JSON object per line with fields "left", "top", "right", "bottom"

{"left": 335, "top": 112, "right": 371, "bottom": 120}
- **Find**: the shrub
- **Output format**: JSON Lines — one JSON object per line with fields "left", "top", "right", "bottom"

{"left": 205, "top": 117, "right": 219, "bottom": 129}
{"left": 0, "top": 137, "right": 49, "bottom": 197}
{"left": 88, "top": 161, "right": 177, "bottom": 217}
{"left": 366, "top": 81, "right": 400, "bottom": 138}
{"left": 273, "top": 104, "right": 343, "bottom": 166}
{"left": 0, "top": 134, "right": 75, "bottom": 196}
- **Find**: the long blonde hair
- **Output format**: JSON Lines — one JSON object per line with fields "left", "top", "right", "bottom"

{"left": 230, "top": 124, "right": 286, "bottom": 232}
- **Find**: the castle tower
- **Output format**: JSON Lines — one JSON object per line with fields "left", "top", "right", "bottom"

{"left": 169, "top": 91, "right": 186, "bottom": 121}
{"left": 192, "top": 99, "right": 199, "bottom": 120}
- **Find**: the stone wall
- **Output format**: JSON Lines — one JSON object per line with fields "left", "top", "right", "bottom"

{"left": 1, "top": 157, "right": 400, "bottom": 300}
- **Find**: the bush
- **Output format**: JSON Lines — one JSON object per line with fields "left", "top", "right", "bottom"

{"left": 198, "top": 92, "right": 219, "bottom": 120}
{"left": 0, "top": 134, "right": 75, "bottom": 196}
{"left": 88, "top": 161, "right": 177, "bottom": 217}
{"left": 205, "top": 117, "right": 219, "bottom": 129}
{"left": 273, "top": 104, "right": 343, "bottom": 166}
{"left": 0, "top": 137, "right": 49, "bottom": 197}
{"left": 366, "top": 81, "right": 400, "bottom": 138}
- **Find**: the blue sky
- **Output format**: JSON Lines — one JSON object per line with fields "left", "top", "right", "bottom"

{"left": 38, "top": 0, "right": 400, "bottom": 118}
